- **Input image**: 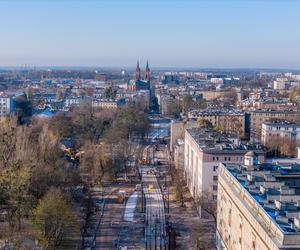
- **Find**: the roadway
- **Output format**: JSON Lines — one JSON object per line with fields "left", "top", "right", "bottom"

{"left": 93, "top": 191, "right": 124, "bottom": 249}
{"left": 92, "top": 115, "right": 169, "bottom": 250}
{"left": 142, "top": 167, "right": 167, "bottom": 250}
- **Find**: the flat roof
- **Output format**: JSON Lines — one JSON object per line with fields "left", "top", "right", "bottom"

{"left": 186, "top": 128, "right": 264, "bottom": 153}
{"left": 224, "top": 162, "right": 300, "bottom": 234}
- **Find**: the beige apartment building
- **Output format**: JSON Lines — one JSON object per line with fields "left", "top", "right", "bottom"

{"left": 217, "top": 156, "right": 300, "bottom": 250}
{"left": 188, "top": 109, "right": 246, "bottom": 137}
{"left": 198, "top": 90, "right": 231, "bottom": 101}
{"left": 91, "top": 99, "right": 125, "bottom": 110}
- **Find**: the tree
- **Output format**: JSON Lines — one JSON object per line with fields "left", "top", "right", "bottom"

{"left": 29, "top": 163, "right": 81, "bottom": 201}
{"left": 181, "top": 95, "right": 193, "bottom": 114}
{"left": 68, "top": 104, "right": 113, "bottom": 144}
{"left": 194, "top": 96, "right": 207, "bottom": 109}
{"left": 112, "top": 106, "right": 149, "bottom": 139}
{"left": 195, "top": 191, "right": 217, "bottom": 222}
{"left": 38, "top": 124, "right": 62, "bottom": 164}
{"left": 169, "top": 102, "right": 181, "bottom": 118}
{"left": 33, "top": 188, "right": 79, "bottom": 249}
{"left": 14, "top": 94, "right": 32, "bottom": 123}
{"left": 80, "top": 142, "right": 113, "bottom": 185}
{"left": 48, "top": 113, "right": 74, "bottom": 138}
{"left": 289, "top": 86, "right": 300, "bottom": 102}
{"left": 104, "top": 85, "right": 117, "bottom": 99}
{"left": 197, "top": 118, "right": 213, "bottom": 129}
{"left": 170, "top": 167, "right": 186, "bottom": 207}
{"left": 0, "top": 162, "right": 32, "bottom": 231}
{"left": 0, "top": 117, "right": 18, "bottom": 168}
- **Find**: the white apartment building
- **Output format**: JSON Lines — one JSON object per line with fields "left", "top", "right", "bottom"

{"left": 0, "top": 94, "right": 14, "bottom": 117}
{"left": 64, "top": 97, "right": 83, "bottom": 108}
{"left": 261, "top": 121, "right": 300, "bottom": 145}
{"left": 184, "top": 128, "right": 265, "bottom": 200}
{"left": 211, "top": 78, "right": 224, "bottom": 85}
{"left": 273, "top": 80, "right": 286, "bottom": 90}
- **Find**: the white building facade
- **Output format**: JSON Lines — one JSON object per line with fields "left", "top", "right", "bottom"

{"left": 261, "top": 121, "right": 300, "bottom": 145}
{"left": 0, "top": 94, "right": 14, "bottom": 117}
{"left": 184, "top": 128, "right": 265, "bottom": 200}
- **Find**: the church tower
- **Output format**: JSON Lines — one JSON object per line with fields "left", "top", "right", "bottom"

{"left": 135, "top": 60, "right": 141, "bottom": 81}
{"left": 144, "top": 60, "right": 150, "bottom": 82}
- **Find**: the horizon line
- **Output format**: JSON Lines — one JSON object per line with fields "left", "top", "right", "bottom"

{"left": 0, "top": 65, "right": 300, "bottom": 70}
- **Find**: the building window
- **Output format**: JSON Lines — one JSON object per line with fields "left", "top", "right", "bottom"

{"left": 213, "top": 176, "right": 218, "bottom": 181}
{"left": 213, "top": 185, "right": 217, "bottom": 191}
{"left": 213, "top": 166, "right": 218, "bottom": 171}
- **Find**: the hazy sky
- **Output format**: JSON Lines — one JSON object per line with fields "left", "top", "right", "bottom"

{"left": 0, "top": 0, "right": 300, "bottom": 68}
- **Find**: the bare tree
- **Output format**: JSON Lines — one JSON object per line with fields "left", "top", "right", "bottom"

{"left": 170, "top": 167, "right": 186, "bottom": 207}
{"left": 0, "top": 117, "right": 17, "bottom": 168}
{"left": 195, "top": 191, "right": 217, "bottom": 222}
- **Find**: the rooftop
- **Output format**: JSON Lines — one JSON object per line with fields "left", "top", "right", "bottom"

{"left": 186, "top": 127, "right": 264, "bottom": 154}
{"left": 188, "top": 108, "right": 244, "bottom": 117}
{"left": 263, "top": 121, "right": 300, "bottom": 127}
{"left": 250, "top": 109, "right": 300, "bottom": 114}
{"left": 225, "top": 162, "right": 300, "bottom": 234}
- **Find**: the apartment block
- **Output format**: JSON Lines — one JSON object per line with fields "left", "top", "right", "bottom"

{"left": 262, "top": 121, "right": 300, "bottom": 145}
{"left": 217, "top": 158, "right": 300, "bottom": 250}
{"left": 184, "top": 128, "right": 265, "bottom": 200}
{"left": 250, "top": 110, "right": 300, "bottom": 142}
{"left": 0, "top": 93, "right": 14, "bottom": 117}
{"left": 188, "top": 109, "right": 246, "bottom": 137}
{"left": 92, "top": 98, "right": 125, "bottom": 110}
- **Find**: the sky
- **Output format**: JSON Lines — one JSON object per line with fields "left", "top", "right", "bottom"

{"left": 0, "top": 0, "right": 300, "bottom": 69}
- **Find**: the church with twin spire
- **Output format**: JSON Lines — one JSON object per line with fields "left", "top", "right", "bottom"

{"left": 128, "top": 60, "right": 151, "bottom": 91}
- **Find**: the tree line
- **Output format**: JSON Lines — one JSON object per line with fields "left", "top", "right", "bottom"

{"left": 0, "top": 103, "right": 149, "bottom": 249}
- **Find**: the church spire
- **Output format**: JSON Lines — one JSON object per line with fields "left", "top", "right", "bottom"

{"left": 144, "top": 60, "right": 150, "bottom": 82}
{"left": 135, "top": 60, "right": 141, "bottom": 81}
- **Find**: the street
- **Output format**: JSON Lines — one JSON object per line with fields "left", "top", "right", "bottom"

{"left": 142, "top": 167, "right": 166, "bottom": 250}
{"left": 91, "top": 117, "right": 170, "bottom": 250}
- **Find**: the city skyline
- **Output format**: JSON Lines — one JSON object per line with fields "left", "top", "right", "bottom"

{"left": 0, "top": 0, "right": 300, "bottom": 68}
